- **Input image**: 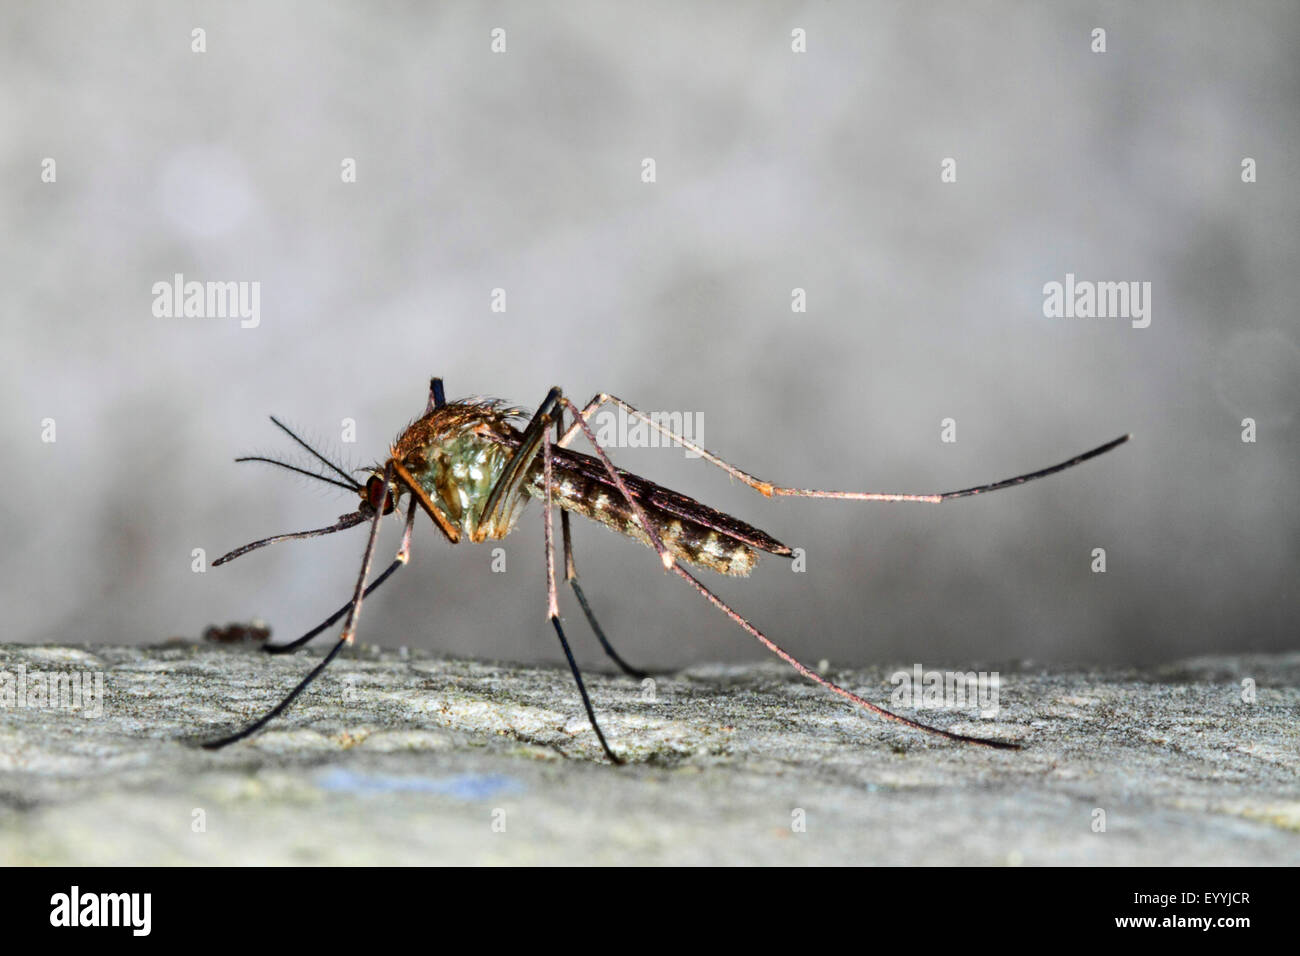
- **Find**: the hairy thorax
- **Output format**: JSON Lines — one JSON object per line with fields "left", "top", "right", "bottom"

{"left": 391, "top": 400, "right": 525, "bottom": 540}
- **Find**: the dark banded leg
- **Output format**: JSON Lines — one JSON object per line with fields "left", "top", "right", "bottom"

{"left": 264, "top": 498, "right": 418, "bottom": 655}
{"left": 543, "top": 418, "right": 622, "bottom": 764}
{"left": 553, "top": 409, "right": 648, "bottom": 680}
{"left": 204, "top": 464, "right": 400, "bottom": 748}
{"left": 559, "top": 393, "right": 1129, "bottom": 503}
{"left": 671, "top": 563, "right": 1019, "bottom": 749}
{"left": 554, "top": 399, "right": 1019, "bottom": 749}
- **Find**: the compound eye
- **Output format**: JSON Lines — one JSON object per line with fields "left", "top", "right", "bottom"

{"left": 365, "top": 475, "right": 394, "bottom": 514}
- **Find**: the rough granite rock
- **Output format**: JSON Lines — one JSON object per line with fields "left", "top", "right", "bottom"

{"left": 0, "top": 642, "right": 1297, "bottom": 865}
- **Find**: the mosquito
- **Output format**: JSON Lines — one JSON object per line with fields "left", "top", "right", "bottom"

{"left": 202, "top": 377, "right": 1130, "bottom": 761}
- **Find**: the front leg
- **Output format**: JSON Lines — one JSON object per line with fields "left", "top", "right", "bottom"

{"left": 475, "top": 387, "right": 563, "bottom": 541}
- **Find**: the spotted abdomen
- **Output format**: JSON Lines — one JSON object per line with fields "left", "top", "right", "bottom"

{"left": 526, "top": 459, "right": 789, "bottom": 577}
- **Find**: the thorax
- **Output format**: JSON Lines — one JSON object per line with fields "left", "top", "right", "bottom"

{"left": 391, "top": 403, "right": 523, "bottom": 539}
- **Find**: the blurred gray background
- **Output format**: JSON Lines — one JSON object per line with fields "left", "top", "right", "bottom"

{"left": 4, "top": 1, "right": 1296, "bottom": 672}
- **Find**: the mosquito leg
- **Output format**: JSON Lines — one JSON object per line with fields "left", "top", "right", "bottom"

{"left": 263, "top": 560, "right": 400, "bottom": 655}
{"left": 203, "top": 464, "right": 397, "bottom": 748}
{"left": 336, "top": 463, "right": 395, "bottom": 645}
{"left": 264, "top": 498, "right": 418, "bottom": 655}
{"left": 555, "top": 394, "right": 607, "bottom": 447}
{"left": 556, "top": 404, "right": 1013, "bottom": 747}
{"left": 559, "top": 509, "right": 648, "bottom": 680}
{"left": 550, "top": 398, "right": 1019, "bottom": 748}
{"left": 671, "top": 563, "right": 1020, "bottom": 749}
{"left": 543, "top": 422, "right": 622, "bottom": 764}
{"left": 559, "top": 393, "right": 1129, "bottom": 503}
{"left": 555, "top": 392, "right": 923, "bottom": 496}
{"left": 553, "top": 407, "right": 647, "bottom": 680}
{"left": 201, "top": 631, "right": 351, "bottom": 749}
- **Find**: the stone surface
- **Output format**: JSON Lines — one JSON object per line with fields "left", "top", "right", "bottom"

{"left": 1, "top": 642, "right": 1297, "bottom": 865}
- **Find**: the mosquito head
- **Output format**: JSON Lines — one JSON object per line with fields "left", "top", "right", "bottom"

{"left": 362, "top": 471, "right": 397, "bottom": 515}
